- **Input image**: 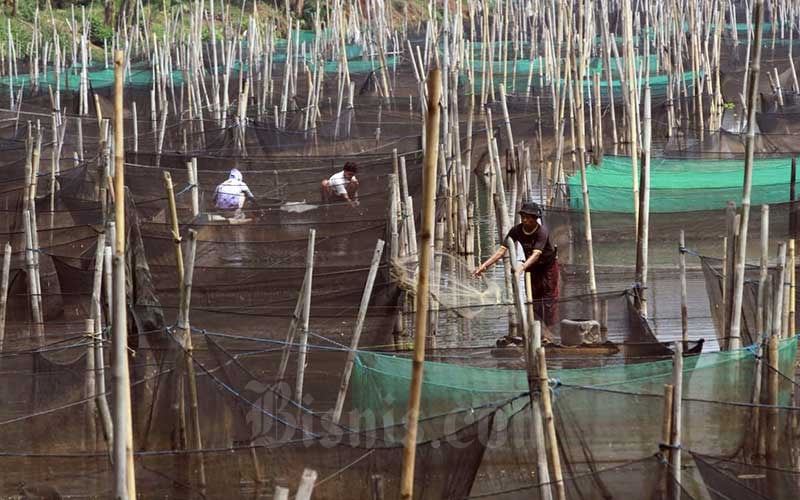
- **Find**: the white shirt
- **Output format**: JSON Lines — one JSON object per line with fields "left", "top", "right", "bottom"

{"left": 214, "top": 178, "right": 253, "bottom": 209}
{"left": 328, "top": 171, "right": 356, "bottom": 196}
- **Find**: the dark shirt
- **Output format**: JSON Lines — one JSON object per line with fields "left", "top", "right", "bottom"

{"left": 503, "top": 222, "right": 556, "bottom": 270}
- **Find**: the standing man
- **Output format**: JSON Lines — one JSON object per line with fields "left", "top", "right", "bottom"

{"left": 473, "top": 201, "right": 560, "bottom": 328}
{"left": 321, "top": 161, "right": 360, "bottom": 209}
{"left": 214, "top": 168, "right": 256, "bottom": 219}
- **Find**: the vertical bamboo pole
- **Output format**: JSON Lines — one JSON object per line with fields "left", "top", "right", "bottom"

{"left": 789, "top": 240, "right": 795, "bottom": 335}
{"left": 622, "top": 0, "right": 640, "bottom": 230}
{"left": 669, "top": 342, "right": 683, "bottom": 499}
{"left": 635, "top": 86, "right": 652, "bottom": 316}
{"left": 112, "top": 49, "right": 136, "bottom": 500}
{"left": 0, "top": 242, "right": 10, "bottom": 350}
{"left": 332, "top": 239, "right": 385, "bottom": 423}
{"left": 186, "top": 160, "right": 199, "bottom": 218}
{"left": 730, "top": 0, "right": 767, "bottom": 350}
{"left": 772, "top": 243, "right": 787, "bottom": 338}
{"left": 23, "top": 210, "right": 43, "bottom": 338}
{"left": 679, "top": 231, "right": 689, "bottom": 344}
{"left": 757, "top": 206, "right": 770, "bottom": 336}
{"left": 295, "top": 469, "right": 318, "bottom": 500}
{"left": 766, "top": 335, "right": 780, "bottom": 461}
{"left": 659, "top": 384, "right": 674, "bottom": 497}
{"left": 84, "top": 317, "right": 97, "bottom": 449}
{"left": 400, "top": 68, "right": 441, "bottom": 500}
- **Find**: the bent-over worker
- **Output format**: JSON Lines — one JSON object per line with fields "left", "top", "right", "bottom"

{"left": 214, "top": 168, "right": 256, "bottom": 219}
{"left": 321, "top": 161, "right": 360, "bottom": 209}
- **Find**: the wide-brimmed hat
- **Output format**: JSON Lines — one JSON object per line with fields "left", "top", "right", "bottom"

{"left": 519, "top": 201, "right": 542, "bottom": 217}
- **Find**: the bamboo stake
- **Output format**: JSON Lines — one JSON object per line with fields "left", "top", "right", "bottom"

{"left": 23, "top": 209, "right": 43, "bottom": 338}
{"left": 730, "top": 0, "right": 767, "bottom": 350}
{"left": 112, "top": 49, "right": 136, "bottom": 500}
{"left": 295, "top": 469, "right": 318, "bottom": 500}
{"left": 537, "top": 346, "right": 565, "bottom": 500}
{"left": 789, "top": 239, "right": 795, "bottom": 335}
{"left": 635, "top": 86, "right": 652, "bottom": 316}
{"left": 525, "top": 300, "right": 553, "bottom": 500}
{"left": 91, "top": 232, "right": 112, "bottom": 452}
{"left": 187, "top": 160, "right": 199, "bottom": 218}
{"left": 179, "top": 229, "right": 205, "bottom": 489}
{"left": 622, "top": 0, "right": 640, "bottom": 230}
{"left": 679, "top": 231, "right": 689, "bottom": 344}
{"left": 294, "top": 229, "right": 316, "bottom": 404}
{"left": 766, "top": 334, "right": 780, "bottom": 462}
{"left": 659, "top": 383, "right": 674, "bottom": 497}
{"left": 0, "top": 242, "right": 9, "bottom": 350}
{"left": 84, "top": 318, "right": 97, "bottom": 449}
{"left": 332, "top": 239, "right": 385, "bottom": 424}
{"left": 400, "top": 68, "right": 441, "bottom": 500}
{"left": 757, "top": 206, "right": 769, "bottom": 337}
{"left": 669, "top": 342, "right": 683, "bottom": 500}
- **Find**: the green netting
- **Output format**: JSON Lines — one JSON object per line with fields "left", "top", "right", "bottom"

{"left": 310, "top": 55, "right": 398, "bottom": 73}
{"left": 351, "top": 336, "right": 797, "bottom": 426}
{"left": 0, "top": 66, "right": 186, "bottom": 90}
{"left": 461, "top": 70, "right": 695, "bottom": 95}
{"left": 567, "top": 155, "right": 796, "bottom": 213}
{"left": 468, "top": 55, "right": 660, "bottom": 76}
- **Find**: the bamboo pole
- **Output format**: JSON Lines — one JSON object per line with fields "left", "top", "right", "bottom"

{"left": 91, "top": 231, "right": 113, "bottom": 452}
{"left": 679, "top": 231, "right": 689, "bottom": 344}
{"left": 659, "top": 383, "right": 674, "bottom": 497}
{"left": 669, "top": 342, "right": 683, "bottom": 500}
{"left": 766, "top": 334, "right": 780, "bottom": 462}
{"left": 537, "top": 346, "right": 565, "bottom": 500}
{"left": 23, "top": 210, "right": 43, "bottom": 338}
{"left": 84, "top": 318, "right": 97, "bottom": 449}
{"left": 789, "top": 239, "right": 795, "bottom": 335}
{"left": 163, "top": 171, "right": 184, "bottom": 287}
{"left": 179, "top": 229, "right": 205, "bottom": 489}
{"left": 525, "top": 302, "right": 553, "bottom": 500}
{"left": 294, "top": 229, "right": 316, "bottom": 404}
{"left": 187, "top": 160, "right": 199, "bottom": 218}
{"left": 757, "top": 206, "right": 770, "bottom": 336}
{"left": 635, "top": 86, "right": 652, "bottom": 316}
{"left": 729, "top": 0, "right": 767, "bottom": 351}
{"left": 332, "top": 239, "right": 385, "bottom": 424}
{"left": 773, "top": 243, "right": 787, "bottom": 338}
{"left": 112, "top": 49, "right": 136, "bottom": 500}
{"left": 622, "top": 0, "right": 640, "bottom": 230}
{"left": 0, "top": 242, "right": 10, "bottom": 351}
{"left": 295, "top": 469, "right": 318, "bottom": 500}
{"left": 400, "top": 68, "right": 441, "bottom": 500}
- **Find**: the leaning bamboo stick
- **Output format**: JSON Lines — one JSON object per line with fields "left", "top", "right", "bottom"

{"left": 294, "top": 229, "right": 316, "bottom": 405}
{"left": 537, "top": 346, "right": 565, "bottom": 500}
{"left": 525, "top": 309, "right": 553, "bottom": 500}
{"left": 332, "top": 239, "right": 385, "bottom": 423}
{"left": 0, "top": 242, "right": 11, "bottom": 350}
{"left": 179, "top": 229, "right": 205, "bottom": 489}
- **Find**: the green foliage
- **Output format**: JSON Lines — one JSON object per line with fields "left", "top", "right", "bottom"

{"left": 89, "top": 15, "right": 113, "bottom": 46}
{"left": 299, "top": 2, "right": 328, "bottom": 30}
